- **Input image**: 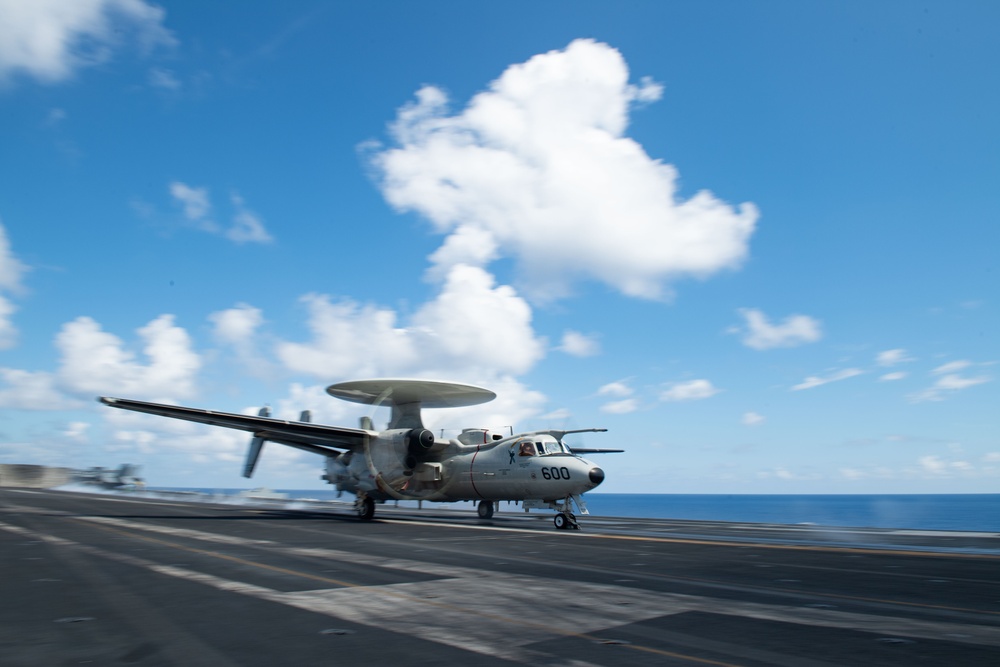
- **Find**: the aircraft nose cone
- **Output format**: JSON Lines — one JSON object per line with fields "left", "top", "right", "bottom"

{"left": 588, "top": 467, "right": 605, "bottom": 486}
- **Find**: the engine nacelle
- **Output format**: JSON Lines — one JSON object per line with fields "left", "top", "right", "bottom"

{"left": 323, "top": 452, "right": 353, "bottom": 494}
{"left": 365, "top": 428, "right": 448, "bottom": 499}
{"left": 405, "top": 428, "right": 434, "bottom": 468}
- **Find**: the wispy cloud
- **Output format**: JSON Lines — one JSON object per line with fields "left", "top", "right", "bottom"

{"left": 170, "top": 182, "right": 212, "bottom": 225}
{"left": 660, "top": 379, "right": 720, "bottom": 402}
{"left": 600, "top": 398, "right": 638, "bottom": 414}
{"left": 597, "top": 381, "right": 635, "bottom": 412}
{"left": 227, "top": 194, "right": 273, "bottom": 244}
{"left": 908, "top": 360, "right": 992, "bottom": 403}
{"left": 148, "top": 67, "right": 180, "bottom": 90}
{"left": 876, "top": 348, "right": 914, "bottom": 366}
{"left": 791, "top": 368, "right": 863, "bottom": 391}
{"left": 932, "top": 360, "right": 971, "bottom": 375}
{"left": 168, "top": 182, "right": 274, "bottom": 244}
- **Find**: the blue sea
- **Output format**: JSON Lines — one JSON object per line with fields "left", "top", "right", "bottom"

{"left": 156, "top": 489, "right": 1000, "bottom": 533}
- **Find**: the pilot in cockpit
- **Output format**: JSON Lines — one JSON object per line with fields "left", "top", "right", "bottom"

{"left": 518, "top": 441, "right": 537, "bottom": 457}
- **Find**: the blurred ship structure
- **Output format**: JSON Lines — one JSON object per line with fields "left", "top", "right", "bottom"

{"left": 0, "top": 463, "right": 144, "bottom": 490}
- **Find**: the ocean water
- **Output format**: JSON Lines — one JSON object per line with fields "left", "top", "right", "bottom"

{"left": 159, "top": 489, "right": 1000, "bottom": 532}
{"left": 579, "top": 494, "right": 1000, "bottom": 532}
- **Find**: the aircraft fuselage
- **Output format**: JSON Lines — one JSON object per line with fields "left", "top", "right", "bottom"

{"left": 325, "top": 431, "right": 604, "bottom": 505}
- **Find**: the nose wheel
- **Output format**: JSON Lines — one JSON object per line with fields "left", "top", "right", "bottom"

{"left": 554, "top": 512, "right": 579, "bottom": 530}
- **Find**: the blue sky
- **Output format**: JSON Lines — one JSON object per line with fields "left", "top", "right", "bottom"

{"left": 0, "top": 1, "right": 997, "bottom": 493}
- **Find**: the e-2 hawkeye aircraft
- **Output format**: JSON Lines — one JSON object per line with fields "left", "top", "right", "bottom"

{"left": 99, "top": 379, "right": 622, "bottom": 529}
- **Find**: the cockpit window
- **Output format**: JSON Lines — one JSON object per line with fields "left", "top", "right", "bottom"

{"left": 518, "top": 441, "right": 537, "bottom": 457}
{"left": 534, "top": 438, "right": 570, "bottom": 455}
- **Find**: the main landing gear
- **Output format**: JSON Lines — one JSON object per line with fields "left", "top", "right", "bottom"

{"left": 477, "top": 500, "right": 495, "bottom": 519}
{"left": 554, "top": 512, "right": 579, "bottom": 530}
{"left": 356, "top": 494, "right": 375, "bottom": 521}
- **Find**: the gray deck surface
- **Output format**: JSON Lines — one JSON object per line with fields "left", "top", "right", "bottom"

{"left": 2, "top": 488, "right": 998, "bottom": 666}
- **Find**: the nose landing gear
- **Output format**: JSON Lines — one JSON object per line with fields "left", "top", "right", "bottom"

{"left": 553, "top": 495, "right": 583, "bottom": 530}
{"left": 554, "top": 512, "right": 579, "bottom": 530}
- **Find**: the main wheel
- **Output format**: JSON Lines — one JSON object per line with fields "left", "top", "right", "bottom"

{"left": 477, "top": 500, "right": 494, "bottom": 519}
{"left": 357, "top": 497, "right": 375, "bottom": 521}
{"left": 554, "top": 513, "right": 568, "bottom": 530}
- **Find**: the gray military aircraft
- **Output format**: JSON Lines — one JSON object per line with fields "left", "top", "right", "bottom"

{"left": 72, "top": 463, "right": 144, "bottom": 490}
{"left": 99, "top": 379, "right": 622, "bottom": 529}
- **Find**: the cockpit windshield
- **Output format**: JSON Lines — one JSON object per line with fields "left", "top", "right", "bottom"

{"left": 517, "top": 437, "right": 571, "bottom": 457}
{"left": 534, "top": 438, "right": 570, "bottom": 455}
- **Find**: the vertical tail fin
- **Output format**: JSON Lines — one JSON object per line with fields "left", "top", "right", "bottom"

{"left": 243, "top": 406, "right": 270, "bottom": 478}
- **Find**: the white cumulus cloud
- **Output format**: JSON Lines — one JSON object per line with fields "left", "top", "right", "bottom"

{"left": 277, "top": 264, "right": 544, "bottom": 380}
{"left": 209, "top": 303, "right": 264, "bottom": 346}
{"left": 56, "top": 314, "right": 201, "bottom": 400}
{"left": 209, "top": 303, "right": 273, "bottom": 377}
{"left": 598, "top": 381, "right": 633, "bottom": 397}
{"left": 741, "top": 411, "right": 765, "bottom": 426}
{"left": 0, "top": 0, "right": 175, "bottom": 85}
{"left": 426, "top": 225, "right": 498, "bottom": 282}
{"left": 276, "top": 294, "right": 414, "bottom": 380}
{"left": 370, "top": 39, "right": 757, "bottom": 302}
{"left": 558, "top": 330, "right": 600, "bottom": 357}
{"left": 0, "top": 220, "right": 28, "bottom": 349}
{"left": 0, "top": 221, "right": 27, "bottom": 292}
{"left": 0, "top": 295, "right": 18, "bottom": 350}
{"left": 0, "top": 368, "right": 83, "bottom": 410}
{"left": 735, "top": 308, "right": 822, "bottom": 350}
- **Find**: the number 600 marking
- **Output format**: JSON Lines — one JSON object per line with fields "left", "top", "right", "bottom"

{"left": 540, "top": 466, "right": 571, "bottom": 480}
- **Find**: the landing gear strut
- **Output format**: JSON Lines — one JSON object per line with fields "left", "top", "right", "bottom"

{"left": 554, "top": 512, "right": 579, "bottom": 530}
{"left": 356, "top": 494, "right": 375, "bottom": 521}
{"left": 477, "top": 500, "right": 495, "bottom": 519}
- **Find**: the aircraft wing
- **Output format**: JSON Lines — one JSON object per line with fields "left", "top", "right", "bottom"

{"left": 568, "top": 448, "right": 624, "bottom": 454}
{"left": 98, "top": 397, "right": 369, "bottom": 453}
